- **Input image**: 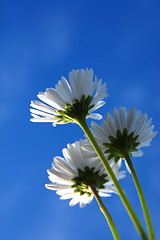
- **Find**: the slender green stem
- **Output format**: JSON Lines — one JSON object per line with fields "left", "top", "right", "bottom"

{"left": 124, "top": 153, "right": 155, "bottom": 240}
{"left": 90, "top": 185, "right": 121, "bottom": 240}
{"left": 76, "top": 118, "right": 148, "bottom": 240}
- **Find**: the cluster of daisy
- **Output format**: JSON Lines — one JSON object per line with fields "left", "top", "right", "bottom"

{"left": 30, "top": 68, "right": 156, "bottom": 239}
{"left": 30, "top": 69, "right": 123, "bottom": 206}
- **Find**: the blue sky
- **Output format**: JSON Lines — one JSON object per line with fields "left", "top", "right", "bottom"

{"left": 1, "top": 0, "right": 160, "bottom": 239}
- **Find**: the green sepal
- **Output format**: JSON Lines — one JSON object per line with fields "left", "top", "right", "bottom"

{"left": 56, "top": 95, "right": 94, "bottom": 124}
{"left": 103, "top": 128, "right": 140, "bottom": 161}
{"left": 71, "top": 166, "right": 108, "bottom": 196}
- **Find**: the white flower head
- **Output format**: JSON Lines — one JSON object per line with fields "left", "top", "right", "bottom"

{"left": 30, "top": 68, "right": 108, "bottom": 126}
{"left": 45, "top": 139, "right": 125, "bottom": 208}
{"left": 91, "top": 107, "right": 157, "bottom": 162}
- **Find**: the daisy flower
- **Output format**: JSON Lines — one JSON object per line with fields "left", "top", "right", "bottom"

{"left": 91, "top": 107, "right": 157, "bottom": 162}
{"left": 30, "top": 68, "right": 108, "bottom": 126}
{"left": 45, "top": 139, "right": 125, "bottom": 208}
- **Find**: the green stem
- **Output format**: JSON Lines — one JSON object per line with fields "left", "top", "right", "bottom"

{"left": 90, "top": 185, "right": 121, "bottom": 240}
{"left": 76, "top": 118, "right": 148, "bottom": 240}
{"left": 124, "top": 153, "right": 155, "bottom": 240}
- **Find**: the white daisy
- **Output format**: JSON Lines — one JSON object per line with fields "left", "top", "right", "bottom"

{"left": 91, "top": 107, "right": 157, "bottom": 162}
{"left": 30, "top": 68, "right": 108, "bottom": 126}
{"left": 45, "top": 139, "right": 125, "bottom": 208}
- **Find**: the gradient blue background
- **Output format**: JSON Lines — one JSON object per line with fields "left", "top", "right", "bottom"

{"left": 1, "top": 0, "right": 160, "bottom": 239}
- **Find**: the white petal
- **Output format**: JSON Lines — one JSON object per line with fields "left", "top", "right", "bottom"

{"left": 69, "top": 197, "right": 81, "bottom": 207}
{"left": 87, "top": 113, "right": 102, "bottom": 120}
{"left": 30, "top": 114, "right": 55, "bottom": 122}
{"left": 30, "top": 101, "right": 57, "bottom": 114}
{"left": 55, "top": 77, "right": 73, "bottom": 104}
{"left": 30, "top": 109, "right": 54, "bottom": 118}
{"left": 45, "top": 183, "right": 72, "bottom": 190}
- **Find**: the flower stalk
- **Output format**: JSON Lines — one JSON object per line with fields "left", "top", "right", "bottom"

{"left": 30, "top": 69, "right": 157, "bottom": 240}
{"left": 90, "top": 185, "right": 121, "bottom": 240}
{"left": 124, "top": 153, "right": 155, "bottom": 240}
{"left": 76, "top": 117, "right": 148, "bottom": 240}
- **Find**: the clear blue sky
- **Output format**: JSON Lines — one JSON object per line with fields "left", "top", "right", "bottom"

{"left": 1, "top": 0, "right": 160, "bottom": 239}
